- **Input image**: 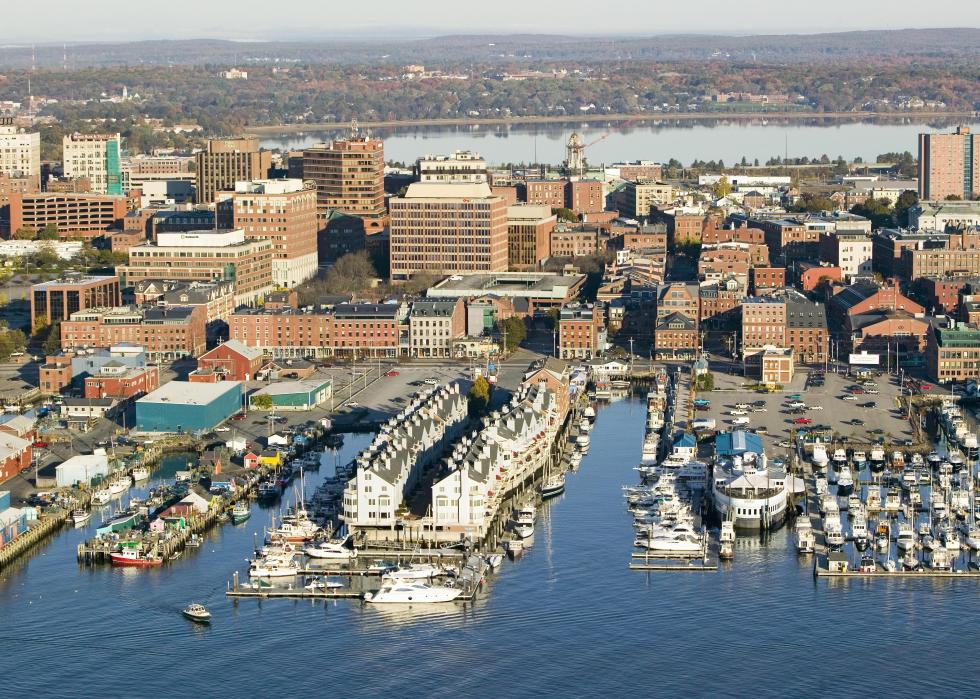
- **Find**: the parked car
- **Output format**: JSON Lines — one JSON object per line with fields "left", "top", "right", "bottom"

{"left": 384, "top": 370, "right": 400, "bottom": 377}
{"left": 730, "top": 409, "right": 748, "bottom": 416}
{"left": 863, "top": 401, "right": 877, "bottom": 408}
{"left": 215, "top": 427, "right": 230, "bottom": 432}
{"left": 423, "top": 378, "right": 439, "bottom": 385}
{"left": 920, "top": 384, "right": 932, "bottom": 390}
{"left": 841, "top": 395, "right": 857, "bottom": 401}
{"left": 787, "top": 401, "right": 806, "bottom": 409}
{"left": 347, "top": 402, "right": 360, "bottom": 408}
{"left": 32, "top": 440, "right": 48, "bottom": 448}
{"left": 807, "top": 405, "right": 824, "bottom": 411}
{"left": 731, "top": 416, "right": 751, "bottom": 426}
{"left": 793, "top": 417, "right": 813, "bottom": 425}
{"left": 231, "top": 413, "right": 246, "bottom": 421}
{"left": 777, "top": 440, "right": 793, "bottom": 448}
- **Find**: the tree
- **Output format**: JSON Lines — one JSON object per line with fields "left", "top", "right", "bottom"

{"left": 893, "top": 190, "right": 919, "bottom": 228}
{"left": 552, "top": 207, "right": 577, "bottom": 222}
{"left": 792, "top": 192, "right": 837, "bottom": 213}
{"left": 945, "top": 194, "right": 963, "bottom": 201}
{"left": 13, "top": 227, "right": 36, "bottom": 240}
{"left": 498, "top": 316, "right": 526, "bottom": 352}
{"left": 38, "top": 224, "right": 59, "bottom": 241}
{"left": 42, "top": 322, "right": 62, "bottom": 356}
{"left": 467, "top": 375, "right": 491, "bottom": 417}
{"left": 251, "top": 394, "right": 274, "bottom": 411}
{"left": 850, "top": 197, "right": 894, "bottom": 230}
{"left": 712, "top": 176, "right": 731, "bottom": 199}
{"left": 695, "top": 372, "right": 715, "bottom": 391}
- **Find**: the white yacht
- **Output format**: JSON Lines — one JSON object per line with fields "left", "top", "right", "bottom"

{"left": 511, "top": 504, "right": 536, "bottom": 539}
{"left": 836, "top": 465, "right": 854, "bottom": 496}
{"left": 107, "top": 477, "right": 130, "bottom": 495}
{"left": 636, "top": 530, "right": 704, "bottom": 555}
{"left": 824, "top": 516, "right": 845, "bottom": 548}
{"left": 575, "top": 432, "right": 590, "bottom": 449}
{"left": 640, "top": 435, "right": 659, "bottom": 464}
{"left": 382, "top": 563, "right": 450, "bottom": 580}
{"left": 303, "top": 536, "right": 357, "bottom": 561}
{"left": 795, "top": 519, "right": 815, "bottom": 554}
{"left": 711, "top": 448, "right": 788, "bottom": 531}
{"left": 811, "top": 441, "right": 829, "bottom": 469}
{"left": 250, "top": 559, "right": 299, "bottom": 578}
{"left": 869, "top": 448, "right": 886, "bottom": 472}
{"left": 851, "top": 513, "right": 869, "bottom": 548}
{"left": 895, "top": 521, "right": 917, "bottom": 552}
{"left": 364, "top": 582, "right": 462, "bottom": 604}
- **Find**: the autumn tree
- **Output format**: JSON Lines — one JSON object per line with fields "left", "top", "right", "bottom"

{"left": 467, "top": 375, "right": 491, "bottom": 417}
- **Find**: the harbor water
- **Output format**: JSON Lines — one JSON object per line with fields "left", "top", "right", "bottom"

{"left": 260, "top": 118, "right": 980, "bottom": 167}
{"left": 2, "top": 397, "right": 978, "bottom": 697}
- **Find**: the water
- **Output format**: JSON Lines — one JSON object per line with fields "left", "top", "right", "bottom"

{"left": 260, "top": 117, "right": 980, "bottom": 167}
{"left": 2, "top": 400, "right": 979, "bottom": 697}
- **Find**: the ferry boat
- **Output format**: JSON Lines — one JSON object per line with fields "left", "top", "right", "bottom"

{"left": 110, "top": 542, "right": 163, "bottom": 567}
{"left": 711, "top": 446, "right": 788, "bottom": 531}
{"left": 364, "top": 582, "right": 462, "bottom": 604}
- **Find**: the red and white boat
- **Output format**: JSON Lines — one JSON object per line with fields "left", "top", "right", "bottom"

{"left": 110, "top": 543, "right": 163, "bottom": 567}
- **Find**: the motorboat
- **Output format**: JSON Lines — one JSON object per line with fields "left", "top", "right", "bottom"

{"left": 304, "top": 576, "right": 343, "bottom": 591}
{"left": 583, "top": 405, "right": 596, "bottom": 421}
{"left": 900, "top": 468, "right": 918, "bottom": 491}
{"left": 851, "top": 513, "right": 869, "bottom": 546}
{"left": 811, "top": 441, "right": 829, "bottom": 469}
{"left": 91, "top": 488, "right": 112, "bottom": 506}
{"left": 636, "top": 531, "right": 704, "bottom": 555}
{"left": 364, "top": 582, "right": 462, "bottom": 604}
{"left": 824, "top": 517, "right": 845, "bottom": 548}
{"left": 504, "top": 538, "right": 524, "bottom": 558}
{"left": 484, "top": 554, "right": 504, "bottom": 570}
{"left": 131, "top": 466, "right": 151, "bottom": 482}
{"left": 883, "top": 488, "right": 901, "bottom": 513}
{"left": 107, "top": 477, "right": 130, "bottom": 495}
{"left": 927, "top": 545, "right": 953, "bottom": 571}
{"left": 72, "top": 509, "right": 91, "bottom": 526}
{"left": 851, "top": 450, "right": 867, "bottom": 468}
{"left": 847, "top": 493, "right": 863, "bottom": 513}
{"left": 869, "top": 448, "right": 886, "bottom": 472}
{"left": 891, "top": 451, "right": 906, "bottom": 469}
{"left": 895, "top": 521, "right": 916, "bottom": 552}
{"left": 814, "top": 477, "right": 828, "bottom": 496}
{"left": 837, "top": 465, "right": 854, "bottom": 497}
{"left": 575, "top": 432, "right": 590, "bottom": 449}
{"left": 181, "top": 603, "right": 211, "bottom": 623}
{"left": 901, "top": 552, "right": 921, "bottom": 571}
{"left": 257, "top": 481, "right": 281, "bottom": 500}
{"left": 382, "top": 563, "right": 450, "bottom": 581}
{"left": 866, "top": 487, "right": 882, "bottom": 511}
{"left": 927, "top": 451, "right": 942, "bottom": 469}
{"left": 539, "top": 472, "right": 566, "bottom": 500}
{"left": 795, "top": 519, "right": 815, "bottom": 554}
{"left": 579, "top": 417, "right": 592, "bottom": 433}
{"left": 250, "top": 559, "right": 299, "bottom": 578}
{"left": 857, "top": 554, "right": 877, "bottom": 573}
{"left": 303, "top": 535, "right": 357, "bottom": 560}
{"left": 96, "top": 509, "right": 140, "bottom": 536}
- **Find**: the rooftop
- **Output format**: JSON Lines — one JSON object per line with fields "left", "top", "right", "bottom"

{"left": 429, "top": 272, "right": 586, "bottom": 300}
{"left": 251, "top": 379, "right": 332, "bottom": 397}
{"left": 137, "top": 380, "right": 242, "bottom": 406}
{"left": 715, "top": 430, "right": 764, "bottom": 457}
{"left": 32, "top": 275, "right": 117, "bottom": 289}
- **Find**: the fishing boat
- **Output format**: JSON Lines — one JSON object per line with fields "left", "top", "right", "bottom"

{"left": 131, "top": 466, "right": 151, "bottom": 482}
{"left": 504, "top": 538, "right": 524, "bottom": 558}
{"left": 795, "top": 519, "right": 815, "bottom": 554}
{"left": 364, "top": 581, "right": 462, "bottom": 604}
{"left": 91, "top": 488, "right": 112, "bottom": 505}
{"left": 484, "top": 553, "right": 504, "bottom": 570}
{"left": 851, "top": 513, "right": 869, "bottom": 549}
{"left": 257, "top": 481, "right": 280, "bottom": 500}
{"left": 107, "top": 477, "right": 130, "bottom": 495}
{"left": 858, "top": 554, "right": 877, "bottom": 573}
{"left": 824, "top": 517, "right": 845, "bottom": 548}
{"left": 182, "top": 603, "right": 211, "bottom": 623}
{"left": 96, "top": 509, "right": 140, "bottom": 536}
{"left": 72, "top": 509, "right": 91, "bottom": 526}
{"left": 110, "top": 542, "right": 163, "bottom": 567}
{"left": 230, "top": 501, "right": 251, "bottom": 524}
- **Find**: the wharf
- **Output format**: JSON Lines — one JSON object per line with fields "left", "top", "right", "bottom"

{"left": 629, "top": 561, "right": 719, "bottom": 572}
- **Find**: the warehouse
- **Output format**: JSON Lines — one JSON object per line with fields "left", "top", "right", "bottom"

{"left": 136, "top": 381, "right": 243, "bottom": 433}
{"left": 0, "top": 491, "right": 28, "bottom": 545}
{"left": 249, "top": 378, "right": 332, "bottom": 411}
{"left": 55, "top": 452, "right": 110, "bottom": 487}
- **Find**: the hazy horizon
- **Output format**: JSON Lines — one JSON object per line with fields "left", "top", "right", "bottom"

{"left": 5, "top": 0, "right": 980, "bottom": 43}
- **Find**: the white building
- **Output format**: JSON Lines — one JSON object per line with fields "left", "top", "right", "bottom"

{"left": 834, "top": 232, "right": 874, "bottom": 280}
{"left": 341, "top": 384, "right": 468, "bottom": 532}
{"left": 912, "top": 201, "right": 980, "bottom": 232}
{"left": 0, "top": 122, "right": 40, "bottom": 187}
{"left": 416, "top": 150, "right": 488, "bottom": 183}
{"left": 0, "top": 240, "right": 83, "bottom": 260}
{"left": 62, "top": 132, "right": 122, "bottom": 195}
{"left": 55, "top": 452, "right": 110, "bottom": 487}
{"left": 430, "top": 382, "right": 559, "bottom": 532}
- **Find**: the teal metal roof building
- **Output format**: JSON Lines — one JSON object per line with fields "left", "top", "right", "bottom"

{"left": 249, "top": 379, "right": 332, "bottom": 411}
{"left": 136, "top": 381, "right": 243, "bottom": 433}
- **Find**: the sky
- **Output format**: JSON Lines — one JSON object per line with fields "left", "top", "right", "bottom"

{"left": 4, "top": 1, "right": 980, "bottom": 42}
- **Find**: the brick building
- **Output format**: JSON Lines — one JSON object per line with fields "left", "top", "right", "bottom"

{"left": 558, "top": 304, "right": 605, "bottom": 360}
{"left": 303, "top": 135, "right": 386, "bottom": 233}
{"left": 550, "top": 226, "right": 599, "bottom": 257}
{"left": 30, "top": 275, "right": 120, "bottom": 331}
{"left": 654, "top": 312, "right": 698, "bottom": 358}
{"left": 751, "top": 267, "right": 786, "bottom": 295}
{"left": 193, "top": 339, "right": 266, "bottom": 381}
{"left": 524, "top": 180, "right": 567, "bottom": 209}
{"left": 60, "top": 306, "right": 207, "bottom": 360}
{"left": 699, "top": 278, "right": 746, "bottom": 328}
{"left": 926, "top": 322, "right": 980, "bottom": 383}
{"left": 506, "top": 205, "right": 555, "bottom": 271}
{"left": 798, "top": 264, "right": 843, "bottom": 292}
{"left": 408, "top": 300, "right": 466, "bottom": 358}
{"left": 83, "top": 364, "right": 159, "bottom": 400}
{"left": 195, "top": 137, "right": 272, "bottom": 205}
{"left": 567, "top": 180, "right": 605, "bottom": 215}
{"left": 918, "top": 126, "right": 980, "bottom": 200}
{"left": 9, "top": 192, "right": 127, "bottom": 239}
{"left": 389, "top": 182, "right": 509, "bottom": 281}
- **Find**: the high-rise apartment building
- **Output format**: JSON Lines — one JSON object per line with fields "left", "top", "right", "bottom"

{"left": 389, "top": 182, "right": 508, "bottom": 281}
{"left": 918, "top": 126, "right": 980, "bottom": 201}
{"left": 195, "top": 137, "right": 272, "bottom": 205}
{"left": 302, "top": 136, "right": 386, "bottom": 233}
{"left": 233, "top": 179, "right": 318, "bottom": 287}
{"left": 0, "top": 119, "right": 41, "bottom": 188}
{"left": 62, "top": 133, "right": 123, "bottom": 195}
{"left": 416, "top": 150, "right": 487, "bottom": 183}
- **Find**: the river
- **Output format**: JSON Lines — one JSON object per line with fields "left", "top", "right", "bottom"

{"left": 2, "top": 397, "right": 978, "bottom": 697}
{"left": 260, "top": 117, "right": 980, "bottom": 167}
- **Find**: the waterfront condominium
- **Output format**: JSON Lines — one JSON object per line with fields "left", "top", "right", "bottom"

{"left": 388, "top": 182, "right": 509, "bottom": 281}
{"left": 918, "top": 126, "right": 980, "bottom": 201}
{"left": 233, "top": 179, "right": 319, "bottom": 287}
{"left": 195, "top": 137, "right": 273, "bottom": 205}
{"left": 62, "top": 133, "right": 123, "bottom": 195}
{"left": 302, "top": 135, "right": 386, "bottom": 233}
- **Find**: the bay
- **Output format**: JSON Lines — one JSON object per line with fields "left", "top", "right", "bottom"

{"left": 1, "top": 399, "right": 977, "bottom": 697}
{"left": 260, "top": 117, "right": 980, "bottom": 167}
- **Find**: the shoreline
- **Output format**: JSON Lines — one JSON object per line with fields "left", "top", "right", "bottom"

{"left": 247, "top": 110, "right": 980, "bottom": 136}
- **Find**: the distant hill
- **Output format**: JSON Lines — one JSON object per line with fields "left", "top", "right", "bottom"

{"left": 1, "top": 28, "right": 978, "bottom": 68}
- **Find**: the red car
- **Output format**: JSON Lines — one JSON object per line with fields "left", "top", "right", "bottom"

{"left": 384, "top": 370, "right": 400, "bottom": 377}
{"left": 919, "top": 384, "right": 932, "bottom": 390}
{"left": 851, "top": 388, "right": 865, "bottom": 394}
{"left": 32, "top": 440, "right": 49, "bottom": 448}
{"left": 231, "top": 413, "right": 246, "bottom": 421}
{"left": 792, "top": 417, "right": 813, "bottom": 425}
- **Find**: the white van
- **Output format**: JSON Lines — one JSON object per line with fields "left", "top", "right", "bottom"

{"left": 732, "top": 416, "right": 751, "bottom": 426}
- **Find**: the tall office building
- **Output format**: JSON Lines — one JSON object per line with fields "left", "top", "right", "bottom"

{"left": 0, "top": 119, "right": 41, "bottom": 188}
{"left": 195, "top": 137, "right": 272, "bottom": 205}
{"left": 62, "top": 133, "right": 123, "bottom": 195}
{"left": 918, "top": 126, "right": 980, "bottom": 201}
{"left": 303, "top": 135, "right": 386, "bottom": 233}
{"left": 389, "top": 182, "right": 509, "bottom": 281}
{"left": 416, "top": 150, "right": 487, "bottom": 183}
{"left": 233, "top": 179, "right": 318, "bottom": 288}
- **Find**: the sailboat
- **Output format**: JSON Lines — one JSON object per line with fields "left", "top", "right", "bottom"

{"left": 539, "top": 457, "right": 566, "bottom": 500}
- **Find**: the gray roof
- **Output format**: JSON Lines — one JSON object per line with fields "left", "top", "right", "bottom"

{"left": 212, "top": 339, "right": 264, "bottom": 362}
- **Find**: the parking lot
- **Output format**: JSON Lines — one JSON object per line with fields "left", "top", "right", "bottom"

{"left": 698, "top": 368, "right": 917, "bottom": 459}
